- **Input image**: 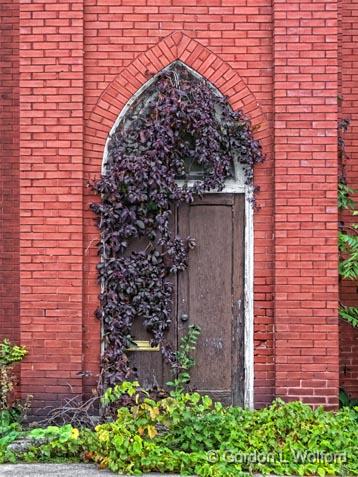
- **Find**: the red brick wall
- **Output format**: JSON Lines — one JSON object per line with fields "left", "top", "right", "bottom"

{"left": 18, "top": 0, "right": 84, "bottom": 414}
{"left": 339, "top": 0, "right": 358, "bottom": 399}
{"left": 0, "top": 1, "right": 20, "bottom": 344}
{"left": 0, "top": 0, "right": 350, "bottom": 410}
{"left": 273, "top": 0, "right": 339, "bottom": 408}
{"left": 82, "top": 1, "right": 275, "bottom": 408}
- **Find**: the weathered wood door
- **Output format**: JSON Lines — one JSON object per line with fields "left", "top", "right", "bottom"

{"left": 130, "top": 193, "right": 245, "bottom": 405}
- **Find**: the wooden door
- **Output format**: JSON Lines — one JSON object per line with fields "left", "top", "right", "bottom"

{"left": 129, "top": 194, "right": 245, "bottom": 405}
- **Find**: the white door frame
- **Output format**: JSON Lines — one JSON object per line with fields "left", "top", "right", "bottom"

{"left": 101, "top": 62, "right": 254, "bottom": 408}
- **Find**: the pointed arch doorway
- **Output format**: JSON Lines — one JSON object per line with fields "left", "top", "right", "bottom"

{"left": 101, "top": 61, "right": 253, "bottom": 407}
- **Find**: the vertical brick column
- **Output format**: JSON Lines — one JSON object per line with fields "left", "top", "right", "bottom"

{"left": 0, "top": 0, "right": 20, "bottom": 343}
{"left": 19, "top": 0, "right": 84, "bottom": 413}
{"left": 273, "top": 0, "right": 339, "bottom": 407}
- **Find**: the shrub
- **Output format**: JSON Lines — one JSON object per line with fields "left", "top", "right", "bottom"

{"left": 1, "top": 393, "right": 357, "bottom": 475}
{"left": 22, "top": 424, "right": 88, "bottom": 462}
{"left": 0, "top": 339, "right": 29, "bottom": 430}
{"left": 0, "top": 377, "right": 357, "bottom": 475}
{"left": 87, "top": 390, "right": 358, "bottom": 476}
{"left": 0, "top": 339, "right": 27, "bottom": 411}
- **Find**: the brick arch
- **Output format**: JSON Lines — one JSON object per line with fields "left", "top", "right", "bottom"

{"left": 85, "top": 32, "right": 270, "bottom": 169}
{"left": 82, "top": 32, "right": 272, "bottom": 402}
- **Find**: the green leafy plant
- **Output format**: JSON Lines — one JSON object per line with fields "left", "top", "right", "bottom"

{"left": 0, "top": 339, "right": 27, "bottom": 367}
{"left": 0, "top": 339, "right": 30, "bottom": 462}
{"left": 0, "top": 339, "right": 28, "bottom": 419}
{"left": 339, "top": 304, "right": 358, "bottom": 328}
{"left": 338, "top": 119, "right": 358, "bottom": 327}
{"left": 338, "top": 183, "right": 356, "bottom": 211}
{"left": 166, "top": 324, "right": 201, "bottom": 394}
{"left": 101, "top": 380, "right": 141, "bottom": 408}
{"left": 0, "top": 422, "right": 95, "bottom": 464}
{"left": 0, "top": 401, "right": 26, "bottom": 464}
{"left": 87, "top": 390, "right": 358, "bottom": 476}
{"left": 100, "top": 326, "right": 201, "bottom": 417}
{"left": 338, "top": 189, "right": 358, "bottom": 327}
{"left": 338, "top": 222, "right": 358, "bottom": 281}
{"left": 0, "top": 389, "right": 357, "bottom": 474}
{"left": 100, "top": 380, "right": 146, "bottom": 418}
{"left": 0, "top": 417, "right": 22, "bottom": 449}
{"left": 22, "top": 424, "right": 84, "bottom": 462}
{"left": 339, "top": 388, "right": 358, "bottom": 408}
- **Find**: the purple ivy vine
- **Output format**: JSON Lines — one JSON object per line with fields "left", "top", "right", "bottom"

{"left": 90, "top": 63, "right": 263, "bottom": 387}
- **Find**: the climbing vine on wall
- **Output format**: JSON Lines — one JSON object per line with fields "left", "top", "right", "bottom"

{"left": 338, "top": 118, "right": 358, "bottom": 327}
{"left": 90, "top": 63, "right": 263, "bottom": 387}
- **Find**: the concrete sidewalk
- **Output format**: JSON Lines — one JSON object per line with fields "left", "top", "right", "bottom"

{"left": 0, "top": 466, "right": 325, "bottom": 477}
{"left": 0, "top": 464, "right": 187, "bottom": 477}
{"left": 0, "top": 463, "right": 127, "bottom": 476}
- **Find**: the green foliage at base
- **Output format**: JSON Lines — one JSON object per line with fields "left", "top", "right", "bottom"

{"left": 0, "top": 334, "right": 357, "bottom": 476}
{"left": 0, "top": 422, "right": 92, "bottom": 464}
{"left": 0, "top": 338, "right": 29, "bottom": 459}
{"left": 85, "top": 393, "right": 358, "bottom": 476}
{"left": 0, "top": 339, "right": 28, "bottom": 411}
{"left": 0, "top": 392, "right": 357, "bottom": 475}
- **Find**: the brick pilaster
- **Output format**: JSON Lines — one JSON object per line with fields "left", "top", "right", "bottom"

{"left": 273, "top": 0, "right": 339, "bottom": 408}
{"left": 19, "top": 0, "right": 84, "bottom": 413}
{"left": 0, "top": 0, "right": 20, "bottom": 344}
